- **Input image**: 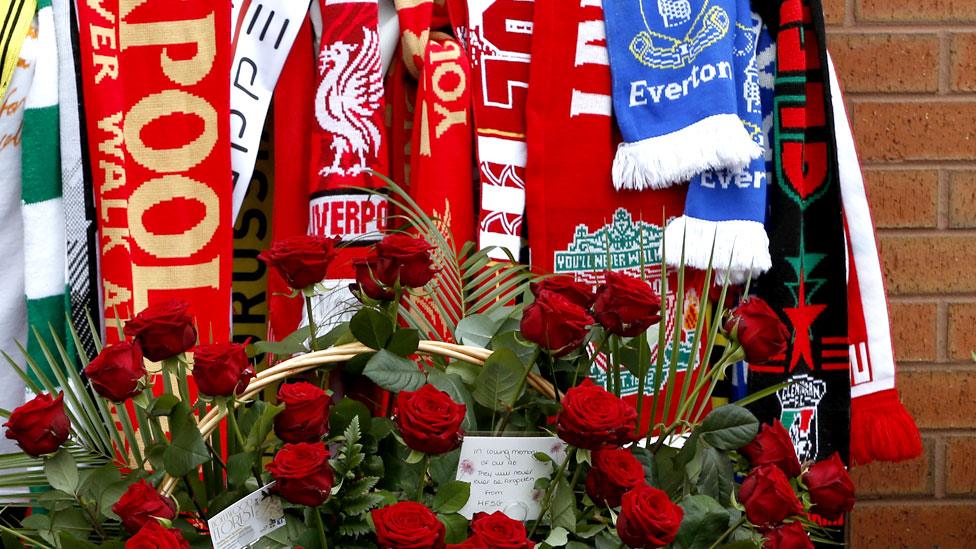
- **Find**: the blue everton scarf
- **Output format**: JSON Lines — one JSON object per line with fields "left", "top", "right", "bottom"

{"left": 604, "top": 0, "right": 762, "bottom": 190}
{"left": 664, "top": 2, "right": 773, "bottom": 283}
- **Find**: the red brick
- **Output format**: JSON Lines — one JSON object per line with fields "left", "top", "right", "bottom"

{"left": 850, "top": 438, "right": 933, "bottom": 496}
{"left": 856, "top": 0, "right": 976, "bottom": 22}
{"left": 889, "top": 301, "right": 938, "bottom": 361}
{"left": 949, "top": 171, "right": 976, "bottom": 228}
{"left": 950, "top": 33, "right": 976, "bottom": 92}
{"left": 879, "top": 235, "right": 976, "bottom": 294}
{"left": 823, "top": 0, "right": 845, "bottom": 25}
{"left": 852, "top": 102, "right": 976, "bottom": 162}
{"left": 829, "top": 34, "right": 940, "bottom": 93}
{"left": 900, "top": 369, "right": 976, "bottom": 429}
{"left": 864, "top": 170, "right": 939, "bottom": 228}
{"left": 948, "top": 302, "right": 976, "bottom": 361}
{"left": 851, "top": 503, "right": 976, "bottom": 548}
{"left": 946, "top": 436, "right": 976, "bottom": 495}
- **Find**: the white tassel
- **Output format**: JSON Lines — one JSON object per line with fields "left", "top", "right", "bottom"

{"left": 663, "top": 215, "right": 771, "bottom": 284}
{"left": 612, "top": 114, "right": 762, "bottom": 191}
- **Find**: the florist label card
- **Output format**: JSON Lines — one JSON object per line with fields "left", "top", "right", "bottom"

{"left": 207, "top": 482, "right": 285, "bottom": 549}
{"left": 455, "top": 436, "right": 567, "bottom": 520}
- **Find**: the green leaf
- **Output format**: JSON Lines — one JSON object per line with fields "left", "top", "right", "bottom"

{"left": 430, "top": 449, "right": 461, "bottom": 486}
{"left": 631, "top": 446, "right": 656, "bottom": 485}
{"left": 44, "top": 448, "right": 79, "bottom": 494}
{"left": 387, "top": 328, "right": 421, "bottom": 356}
{"left": 472, "top": 348, "right": 524, "bottom": 411}
{"left": 439, "top": 513, "right": 470, "bottom": 544}
{"left": 618, "top": 336, "right": 651, "bottom": 379}
{"left": 241, "top": 401, "right": 283, "bottom": 452}
{"left": 445, "top": 362, "right": 481, "bottom": 385}
{"left": 544, "top": 526, "right": 570, "bottom": 547}
{"left": 350, "top": 308, "right": 394, "bottom": 350}
{"left": 431, "top": 480, "right": 470, "bottom": 514}
{"left": 252, "top": 326, "right": 308, "bottom": 356}
{"left": 163, "top": 402, "right": 210, "bottom": 477}
{"left": 489, "top": 331, "right": 538, "bottom": 366}
{"left": 549, "top": 477, "right": 577, "bottom": 533}
{"left": 99, "top": 480, "right": 128, "bottom": 520}
{"left": 695, "top": 447, "right": 734, "bottom": 506}
{"left": 456, "top": 314, "right": 503, "bottom": 348}
{"left": 406, "top": 449, "right": 426, "bottom": 464}
{"left": 227, "top": 452, "right": 256, "bottom": 487}
{"left": 362, "top": 350, "right": 425, "bottom": 392}
{"left": 698, "top": 405, "right": 760, "bottom": 450}
{"left": 371, "top": 417, "right": 395, "bottom": 440}
{"left": 314, "top": 322, "right": 352, "bottom": 350}
{"left": 146, "top": 394, "right": 180, "bottom": 417}
{"left": 674, "top": 495, "right": 730, "bottom": 549}
{"left": 330, "top": 398, "right": 372, "bottom": 440}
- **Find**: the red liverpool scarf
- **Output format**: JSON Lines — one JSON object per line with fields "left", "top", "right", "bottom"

{"left": 526, "top": 0, "right": 707, "bottom": 434}
{"left": 77, "top": 0, "right": 233, "bottom": 347}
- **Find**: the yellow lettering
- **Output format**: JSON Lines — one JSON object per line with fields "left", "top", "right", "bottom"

{"left": 96, "top": 112, "right": 124, "bottom": 160}
{"left": 101, "top": 226, "right": 130, "bottom": 253}
{"left": 103, "top": 279, "right": 132, "bottom": 309}
{"left": 434, "top": 103, "right": 466, "bottom": 138}
{"left": 124, "top": 90, "right": 217, "bottom": 173}
{"left": 131, "top": 257, "right": 220, "bottom": 316}
{"left": 128, "top": 175, "right": 220, "bottom": 258}
{"left": 119, "top": 13, "right": 216, "bottom": 86}
{"left": 99, "top": 160, "right": 125, "bottom": 193}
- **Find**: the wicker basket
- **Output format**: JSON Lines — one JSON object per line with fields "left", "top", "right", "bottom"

{"left": 157, "top": 341, "right": 556, "bottom": 497}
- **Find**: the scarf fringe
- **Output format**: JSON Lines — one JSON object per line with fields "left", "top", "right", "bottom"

{"left": 663, "top": 215, "right": 771, "bottom": 284}
{"left": 849, "top": 388, "right": 923, "bottom": 465}
{"left": 612, "top": 113, "right": 761, "bottom": 191}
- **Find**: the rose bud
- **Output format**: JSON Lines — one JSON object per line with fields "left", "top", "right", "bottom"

{"left": 470, "top": 511, "right": 532, "bottom": 549}
{"left": 4, "top": 392, "right": 70, "bottom": 456}
{"left": 763, "top": 521, "right": 813, "bottom": 549}
{"left": 803, "top": 453, "right": 855, "bottom": 520}
{"left": 84, "top": 341, "right": 146, "bottom": 402}
{"left": 724, "top": 297, "right": 789, "bottom": 365}
{"left": 520, "top": 290, "right": 593, "bottom": 357}
{"left": 593, "top": 272, "right": 662, "bottom": 337}
{"left": 371, "top": 501, "right": 446, "bottom": 549}
{"left": 353, "top": 254, "right": 395, "bottom": 301}
{"left": 192, "top": 342, "right": 255, "bottom": 398}
{"left": 274, "top": 382, "right": 330, "bottom": 443}
{"left": 396, "top": 384, "right": 465, "bottom": 455}
{"left": 258, "top": 234, "right": 340, "bottom": 291}
{"left": 125, "top": 519, "right": 190, "bottom": 549}
{"left": 740, "top": 420, "right": 802, "bottom": 478}
{"left": 557, "top": 379, "right": 637, "bottom": 450}
{"left": 374, "top": 233, "right": 438, "bottom": 289}
{"left": 585, "top": 448, "right": 646, "bottom": 507}
{"left": 123, "top": 300, "right": 197, "bottom": 362}
{"left": 530, "top": 275, "right": 595, "bottom": 310}
{"left": 266, "top": 442, "right": 335, "bottom": 507}
{"left": 112, "top": 479, "right": 178, "bottom": 534}
{"left": 740, "top": 464, "right": 804, "bottom": 527}
{"left": 616, "top": 484, "right": 683, "bottom": 548}
{"left": 709, "top": 282, "right": 743, "bottom": 312}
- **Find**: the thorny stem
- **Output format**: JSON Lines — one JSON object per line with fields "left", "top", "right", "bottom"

{"left": 527, "top": 446, "right": 576, "bottom": 540}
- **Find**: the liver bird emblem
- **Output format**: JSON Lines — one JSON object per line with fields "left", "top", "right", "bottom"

{"left": 315, "top": 27, "right": 383, "bottom": 177}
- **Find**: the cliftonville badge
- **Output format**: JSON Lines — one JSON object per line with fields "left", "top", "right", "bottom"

{"left": 777, "top": 374, "right": 828, "bottom": 462}
{"left": 553, "top": 208, "right": 700, "bottom": 397}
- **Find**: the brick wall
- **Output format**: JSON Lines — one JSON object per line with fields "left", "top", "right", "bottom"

{"left": 824, "top": 0, "right": 976, "bottom": 546}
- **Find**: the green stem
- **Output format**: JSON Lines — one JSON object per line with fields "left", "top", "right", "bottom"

{"left": 313, "top": 506, "right": 330, "bottom": 549}
{"left": 495, "top": 347, "right": 542, "bottom": 434}
{"left": 708, "top": 516, "right": 747, "bottom": 549}
{"left": 305, "top": 292, "right": 318, "bottom": 352}
{"left": 633, "top": 331, "right": 649, "bottom": 437}
{"left": 75, "top": 494, "right": 108, "bottom": 541}
{"left": 527, "top": 446, "right": 576, "bottom": 540}
{"left": 416, "top": 454, "right": 430, "bottom": 501}
{"left": 611, "top": 336, "right": 622, "bottom": 398}
{"left": 225, "top": 400, "right": 246, "bottom": 450}
{"left": 573, "top": 334, "right": 608, "bottom": 387}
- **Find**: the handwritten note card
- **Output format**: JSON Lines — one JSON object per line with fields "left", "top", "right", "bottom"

{"left": 455, "top": 436, "right": 567, "bottom": 520}
{"left": 207, "top": 482, "right": 285, "bottom": 549}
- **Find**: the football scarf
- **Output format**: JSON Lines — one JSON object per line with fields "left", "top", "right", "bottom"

{"left": 827, "top": 56, "right": 921, "bottom": 465}
{"left": 663, "top": 1, "right": 771, "bottom": 284}
{"left": 468, "top": 0, "right": 534, "bottom": 260}
{"left": 77, "top": 0, "right": 233, "bottom": 348}
{"left": 229, "top": 0, "right": 309, "bottom": 222}
{"left": 0, "top": 0, "right": 36, "bottom": 100}
{"left": 21, "top": 0, "right": 69, "bottom": 373}
{"left": 603, "top": 0, "right": 761, "bottom": 190}
{"left": 526, "top": 0, "right": 708, "bottom": 433}
{"left": 749, "top": 0, "right": 851, "bottom": 474}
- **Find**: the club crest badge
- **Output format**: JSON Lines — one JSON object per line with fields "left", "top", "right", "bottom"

{"left": 777, "top": 374, "right": 827, "bottom": 462}
{"left": 630, "top": 0, "right": 730, "bottom": 69}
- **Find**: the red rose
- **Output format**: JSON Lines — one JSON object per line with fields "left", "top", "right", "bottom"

{"left": 708, "top": 282, "right": 743, "bottom": 312}
{"left": 763, "top": 522, "right": 813, "bottom": 549}
{"left": 192, "top": 342, "right": 254, "bottom": 398}
{"left": 112, "top": 479, "right": 177, "bottom": 534}
{"left": 447, "top": 537, "right": 488, "bottom": 549}
{"left": 520, "top": 290, "right": 593, "bottom": 357}
{"left": 740, "top": 420, "right": 801, "bottom": 478}
{"left": 593, "top": 272, "right": 662, "bottom": 337}
{"left": 125, "top": 520, "right": 190, "bottom": 549}
{"left": 258, "top": 235, "right": 340, "bottom": 290}
{"left": 396, "top": 384, "right": 465, "bottom": 455}
{"left": 84, "top": 341, "right": 146, "bottom": 402}
{"left": 531, "top": 275, "right": 595, "bottom": 309}
{"left": 585, "top": 448, "right": 646, "bottom": 507}
{"left": 4, "top": 392, "right": 69, "bottom": 456}
{"left": 616, "top": 485, "right": 683, "bottom": 548}
{"left": 375, "top": 234, "right": 437, "bottom": 288}
{"left": 123, "top": 300, "right": 197, "bottom": 362}
{"left": 724, "top": 297, "right": 789, "bottom": 365}
{"left": 740, "top": 465, "right": 804, "bottom": 527}
{"left": 470, "top": 511, "right": 531, "bottom": 549}
{"left": 274, "top": 382, "right": 330, "bottom": 443}
{"left": 266, "top": 442, "right": 335, "bottom": 507}
{"left": 371, "top": 501, "right": 446, "bottom": 549}
{"left": 354, "top": 254, "right": 396, "bottom": 301}
{"left": 803, "top": 453, "right": 855, "bottom": 520}
{"left": 557, "top": 379, "right": 637, "bottom": 450}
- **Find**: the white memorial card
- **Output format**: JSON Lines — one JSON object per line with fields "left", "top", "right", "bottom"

{"left": 207, "top": 482, "right": 286, "bottom": 549}
{"left": 455, "top": 436, "right": 567, "bottom": 520}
